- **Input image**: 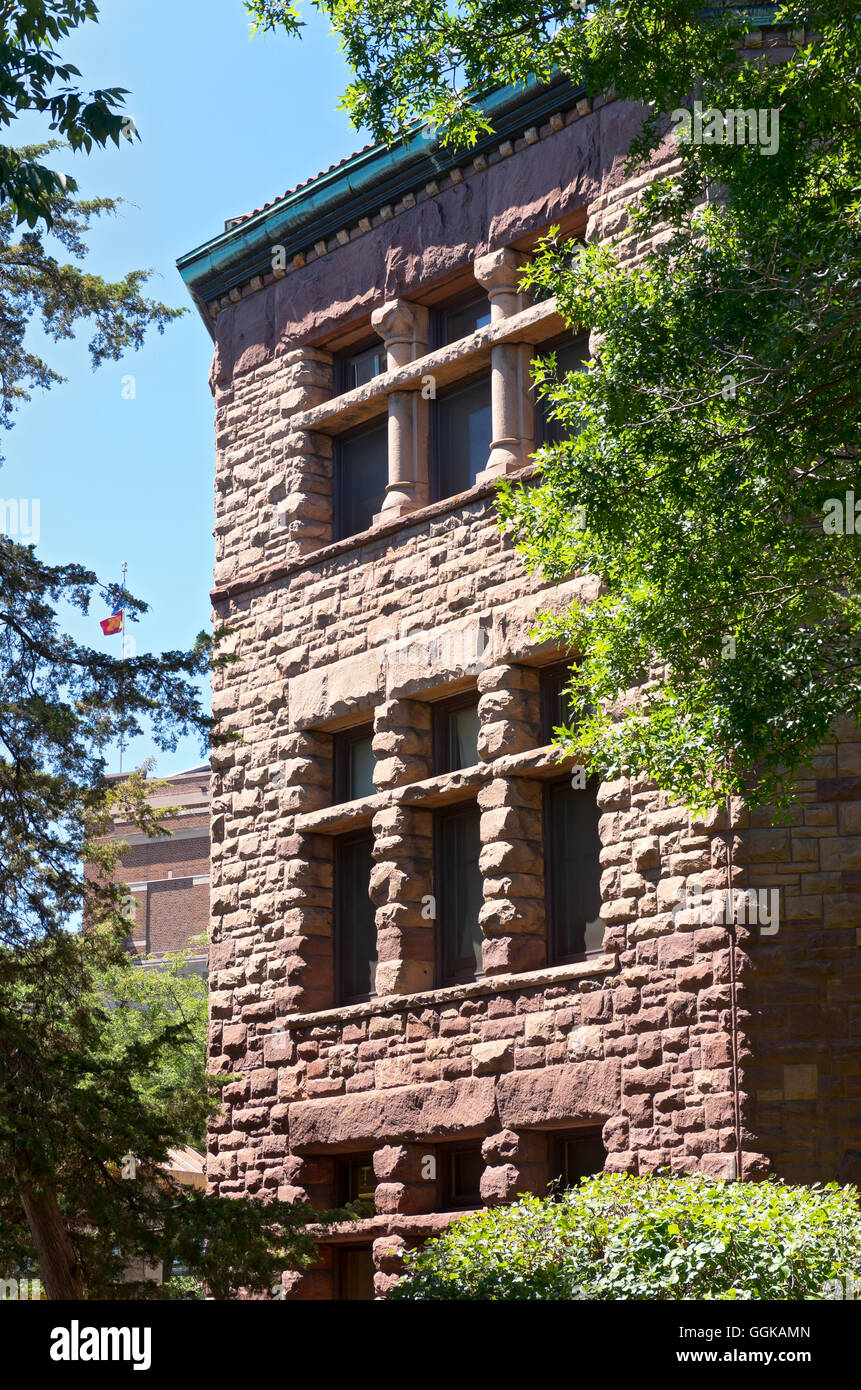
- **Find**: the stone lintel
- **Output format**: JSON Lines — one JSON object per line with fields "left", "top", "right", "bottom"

{"left": 496, "top": 1060, "right": 621, "bottom": 1129}
{"left": 289, "top": 1077, "right": 497, "bottom": 1150}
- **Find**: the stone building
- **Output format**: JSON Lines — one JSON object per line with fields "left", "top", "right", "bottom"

{"left": 179, "top": 40, "right": 861, "bottom": 1300}
{"left": 111, "top": 764, "right": 210, "bottom": 974}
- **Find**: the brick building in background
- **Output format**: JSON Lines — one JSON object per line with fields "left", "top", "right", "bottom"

{"left": 112, "top": 764, "right": 210, "bottom": 975}
{"left": 179, "top": 31, "right": 861, "bottom": 1300}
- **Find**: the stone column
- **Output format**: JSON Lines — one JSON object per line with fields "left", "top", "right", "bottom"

{"left": 476, "top": 663, "right": 541, "bottom": 762}
{"left": 370, "top": 698, "right": 435, "bottom": 996}
{"left": 371, "top": 299, "right": 430, "bottom": 520}
{"left": 478, "top": 776, "right": 546, "bottom": 976}
{"left": 475, "top": 665, "right": 545, "bottom": 974}
{"left": 370, "top": 806, "right": 434, "bottom": 995}
{"left": 274, "top": 347, "right": 334, "bottom": 558}
{"left": 480, "top": 1129, "right": 549, "bottom": 1205}
{"left": 473, "top": 248, "right": 535, "bottom": 482}
{"left": 373, "top": 1234, "right": 409, "bottom": 1300}
{"left": 276, "top": 830, "right": 334, "bottom": 1013}
{"left": 372, "top": 697, "right": 432, "bottom": 792}
{"left": 373, "top": 1143, "right": 437, "bottom": 1215}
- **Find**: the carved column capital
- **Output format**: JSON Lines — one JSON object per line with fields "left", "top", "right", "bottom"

{"left": 371, "top": 298, "right": 430, "bottom": 369}
{"left": 474, "top": 247, "right": 531, "bottom": 320}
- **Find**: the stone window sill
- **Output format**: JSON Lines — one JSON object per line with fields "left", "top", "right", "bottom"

{"left": 293, "top": 745, "right": 578, "bottom": 834}
{"left": 271, "top": 953, "right": 617, "bottom": 1031}
{"left": 286, "top": 298, "right": 565, "bottom": 438}
{"left": 309, "top": 1211, "right": 475, "bottom": 1243}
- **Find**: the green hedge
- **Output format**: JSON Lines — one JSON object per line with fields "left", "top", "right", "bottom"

{"left": 389, "top": 1175, "right": 861, "bottom": 1300}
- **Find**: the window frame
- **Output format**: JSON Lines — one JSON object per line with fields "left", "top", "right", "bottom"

{"left": 337, "top": 1152, "right": 377, "bottom": 1206}
{"left": 335, "top": 1245, "right": 377, "bottom": 1300}
{"left": 430, "top": 291, "right": 492, "bottom": 351}
{"left": 432, "top": 691, "right": 481, "bottom": 775}
{"left": 540, "top": 659, "right": 578, "bottom": 745}
{"left": 333, "top": 722, "right": 376, "bottom": 804}
{"left": 333, "top": 414, "right": 389, "bottom": 541}
{"left": 438, "top": 1141, "right": 484, "bottom": 1211}
{"left": 430, "top": 370, "right": 493, "bottom": 503}
{"left": 534, "top": 331, "right": 589, "bottom": 446}
{"left": 334, "top": 339, "right": 386, "bottom": 395}
{"left": 334, "top": 827, "right": 378, "bottom": 1005}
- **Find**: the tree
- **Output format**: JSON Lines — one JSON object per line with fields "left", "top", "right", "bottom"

{"left": 86, "top": 933, "right": 211, "bottom": 1152}
{"left": 0, "top": 574, "right": 349, "bottom": 1298}
{"left": 249, "top": 1, "right": 861, "bottom": 810}
{"left": 0, "top": 145, "right": 182, "bottom": 458}
{"left": 0, "top": 926, "right": 339, "bottom": 1301}
{"left": 1, "top": 2, "right": 132, "bottom": 227}
{"left": 0, "top": 1, "right": 344, "bottom": 1301}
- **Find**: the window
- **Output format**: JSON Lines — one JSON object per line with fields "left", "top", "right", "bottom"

{"left": 536, "top": 334, "right": 588, "bottom": 444}
{"left": 541, "top": 660, "right": 579, "bottom": 744}
{"left": 337, "top": 342, "right": 385, "bottom": 393}
{"left": 334, "top": 724, "right": 376, "bottom": 802}
{"left": 433, "top": 376, "right": 492, "bottom": 499}
{"left": 549, "top": 1129, "right": 606, "bottom": 1188}
{"left": 335, "top": 830, "right": 378, "bottom": 1002}
{"left": 338, "top": 1154, "right": 376, "bottom": 1205}
{"left": 440, "top": 1143, "right": 484, "bottom": 1210}
{"left": 433, "top": 694, "right": 481, "bottom": 774}
{"left": 545, "top": 777, "right": 603, "bottom": 962}
{"left": 436, "top": 802, "right": 484, "bottom": 984}
{"left": 438, "top": 293, "right": 492, "bottom": 346}
{"left": 336, "top": 1247, "right": 376, "bottom": 1300}
{"left": 334, "top": 419, "right": 388, "bottom": 539}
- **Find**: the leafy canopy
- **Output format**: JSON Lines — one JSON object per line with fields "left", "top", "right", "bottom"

{"left": 0, "top": 2, "right": 135, "bottom": 226}
{"left": 251, "top": 1, "right": 861, "bottom": 810}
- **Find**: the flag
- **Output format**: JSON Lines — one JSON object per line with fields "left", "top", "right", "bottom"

{"left": 100, "top": 600, "right": 123, "bottom": 636}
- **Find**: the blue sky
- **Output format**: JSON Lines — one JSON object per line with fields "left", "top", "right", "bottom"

{"left": 3, "top": 0, "right": 362, "bottom": 775}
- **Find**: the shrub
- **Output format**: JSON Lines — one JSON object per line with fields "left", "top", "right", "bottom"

{"left": 389, "top": 1174, "right": 861, "bottom": 1300}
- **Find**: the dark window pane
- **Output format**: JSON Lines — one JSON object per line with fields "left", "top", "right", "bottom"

{"left": 336, "top": 832, "right": 377, "bottom": 1001}
{"left": 442, "top": 295, "right": 491, "bottom": 344}
{"left": 344, "top": 345, "right": 385, "bottom": 390}
{"left": 450, "top": 1147, "right": 484, "bottom": 1205}
{"left": 336, "top": 421, "right": 388, "bottom": 538}
{"left": 334, "top": 725, "right": 376, "bottom": 803}
{"left": 541, "top": 662, "right": 579, "bottom": 743}
{"left": 436, "top": 378, "right": 492, "bottom": 498}
{"left": 338, "top": 1248, "right": 375, "bottom": 1300}
{"left": 437, "top": 804, "right": 483, "bottom": 982}
{"left": 550, "top": 1130, "right": 605, "bottom": 1189}
{"left": 347, "top": 1159, "right": 376, "bottom": 1203}
{"left": 538, "top": 336, "right": 588, "bottom": 444}
{"left": 546, "top": 779, "right": 602, "bottom": 961}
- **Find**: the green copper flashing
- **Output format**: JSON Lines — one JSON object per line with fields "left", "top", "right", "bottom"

{"left": 177, "top": 3, "right": 780, "bottom": 332}
{"left": 176, "top": 75, "right": 581, "bottom": 330}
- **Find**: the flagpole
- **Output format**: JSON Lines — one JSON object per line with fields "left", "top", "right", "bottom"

{"left": 119, "top": 560, "right": 127, "bottom": 775}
